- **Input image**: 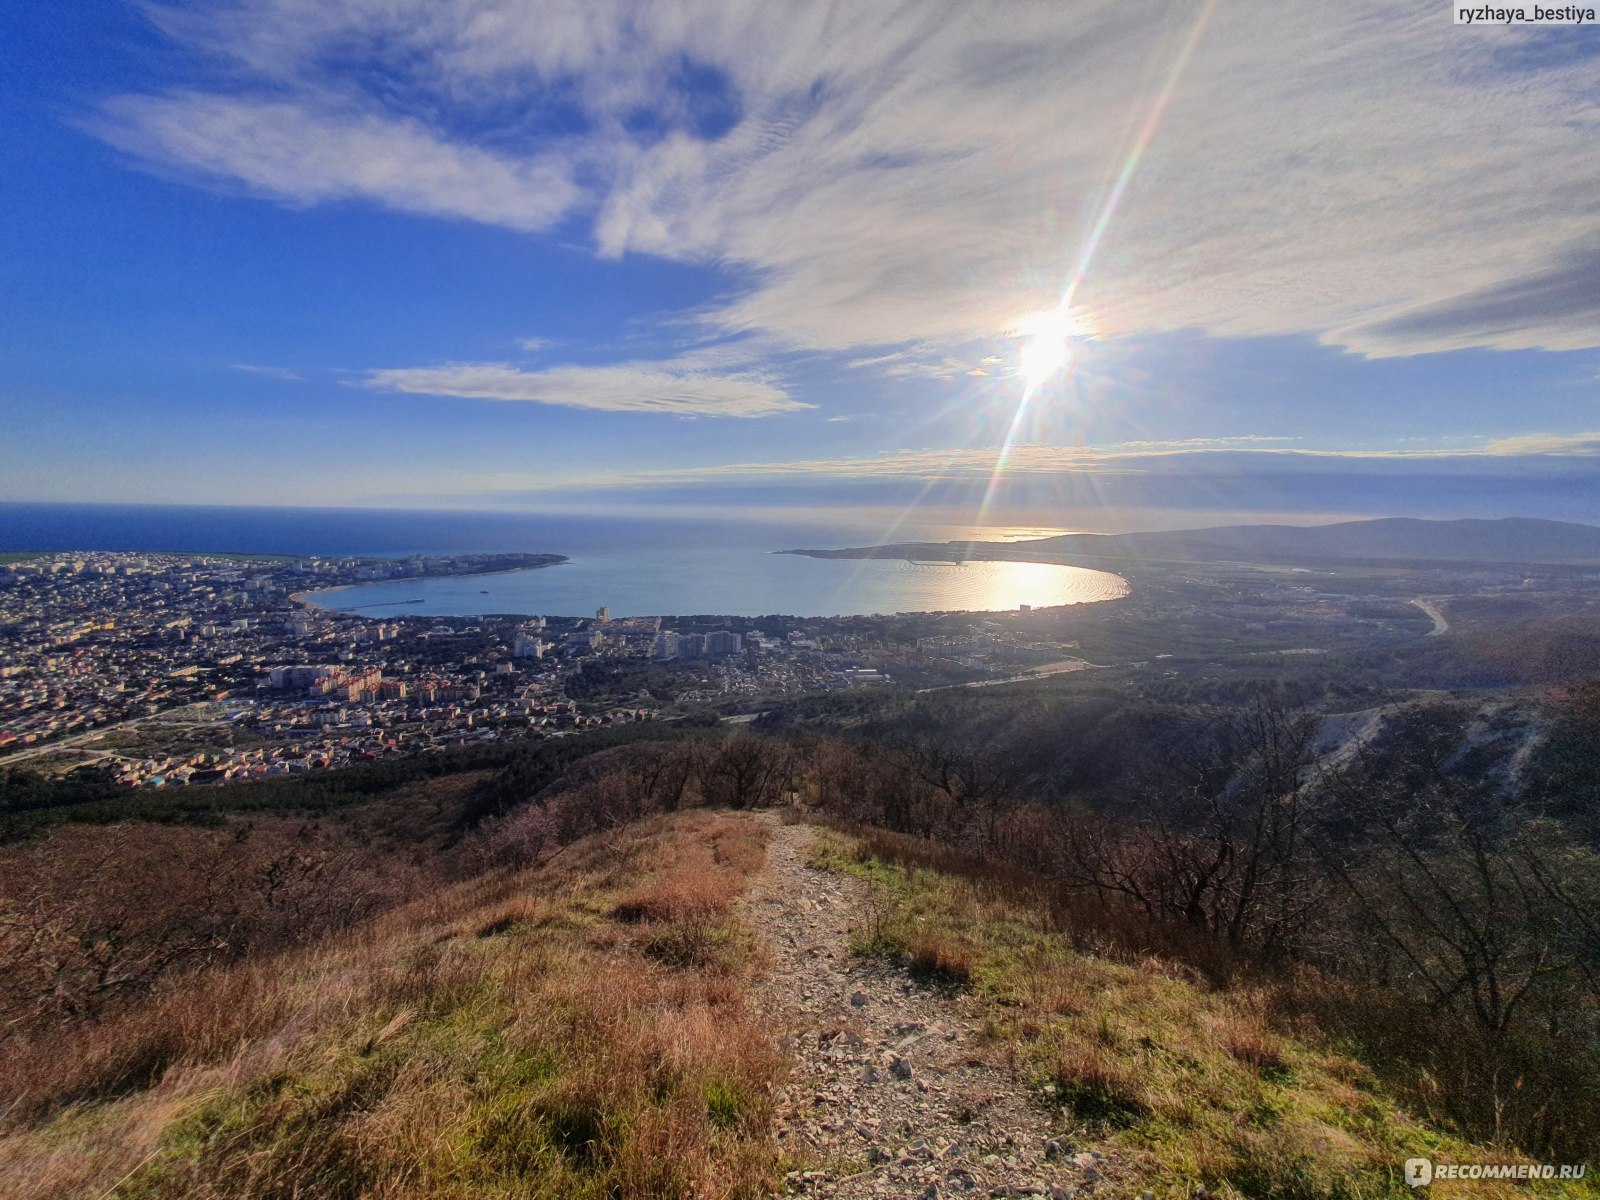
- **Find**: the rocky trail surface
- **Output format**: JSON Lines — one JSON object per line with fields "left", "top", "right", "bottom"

{"left": 741, "top": 814, "right": 1122, "bottom": 1199}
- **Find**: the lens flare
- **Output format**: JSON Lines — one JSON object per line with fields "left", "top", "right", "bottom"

{"left": 1014, "top": 308, "right": 1074, "bottom": 389}
{"left": 1018, "top": 329, "right": 1070, "bottom": 387}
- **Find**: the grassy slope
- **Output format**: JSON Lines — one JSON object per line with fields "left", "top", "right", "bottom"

{"left": 8, "top": 808, "right": 1593, "bottom": 1199}
{"left": 810, "top": 826, "right": 1597, "bottom": 1200}
{"left": 0, "top": 811, "right": 782, "bottom": 1200}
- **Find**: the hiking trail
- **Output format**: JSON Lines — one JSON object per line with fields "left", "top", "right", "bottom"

{"left": 740, "top": 813, "right": 1121, "bottom": 1199}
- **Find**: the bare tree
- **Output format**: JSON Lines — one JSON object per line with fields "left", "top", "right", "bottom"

{"left": 888, "top": 730, "right": 1022, "bottom": 848}
{"left": 699, "top": 735, "right": 793, "bottom": 810}
{"left": 1053, "top": 699, "right": 1326, "bottom": 958}
{"left": 1316, "top": 765, "right": 1600, "bottom": 1040}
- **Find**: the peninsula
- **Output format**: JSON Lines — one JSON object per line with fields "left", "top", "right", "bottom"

{"left": 782, "top": 516, "right": 1600, "bottom": 569}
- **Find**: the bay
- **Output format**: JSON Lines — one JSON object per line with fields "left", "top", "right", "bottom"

{"left": 0, "top": 502, "right": 1129, "bottom": 618}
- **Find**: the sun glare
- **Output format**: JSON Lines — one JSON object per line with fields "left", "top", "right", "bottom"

{"left": 1014, "top": 307, "right": 1074, "bottom": 388}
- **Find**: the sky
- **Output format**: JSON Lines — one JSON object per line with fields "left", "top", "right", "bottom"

{"left": 2, "top": 0, "right": 1599, "bottom": 532}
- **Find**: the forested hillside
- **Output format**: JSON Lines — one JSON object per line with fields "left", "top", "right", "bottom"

{"left": 3, "top": 676, "right": 1597, "bottom": 1197}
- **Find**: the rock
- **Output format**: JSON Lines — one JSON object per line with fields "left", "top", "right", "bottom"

{"left": 850, "top": 991, "right": 870, "bottom": 1007}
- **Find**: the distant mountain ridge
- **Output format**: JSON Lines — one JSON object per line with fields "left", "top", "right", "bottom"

{"left": 1032, "top": 517, "right": 1600, "bottom": 565}
{"left": 786, "top": 517, "right": 1600, "bottom": 567}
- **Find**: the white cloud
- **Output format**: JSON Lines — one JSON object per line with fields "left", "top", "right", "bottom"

{"left": 509, "top": 432, "right": 1600, "bottom": 489}
{"left": 95, "top": 93, "right": 580, "bottom": 232}
{"left": 358, "top": 359, "right": 809, "bottom": 417}
{"left": 1482, "top": 431, "right": 1600, "bottom": 457}
{"left": 847, "top": 344, "right": 987, "bottom": 380}
{"left": 102, "top": 1, "right": 1600, "bottom": 358}
{"left": 229, "top": 363, "right": 304, "bottom": 381}
{"left": 516, "top": 438, "right": 1310, "bottom": 489}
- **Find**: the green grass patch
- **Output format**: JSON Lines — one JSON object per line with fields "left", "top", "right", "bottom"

{"left": 812, "top": 827, "right": 1597, "bottom": 1200}
{"left": 0, "top": 811, "right": 783, "bottom": 1200}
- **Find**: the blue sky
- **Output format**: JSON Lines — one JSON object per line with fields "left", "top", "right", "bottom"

{"left": 2, "top": 0, "right": 1599, "bottom": 530}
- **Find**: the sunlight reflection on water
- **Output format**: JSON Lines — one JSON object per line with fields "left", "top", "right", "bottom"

{"left": 312, "top": 551, "right": 1128, "bottom": 619}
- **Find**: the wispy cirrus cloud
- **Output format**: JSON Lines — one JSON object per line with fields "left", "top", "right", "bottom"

{"left": 230, "top": 363, "right": 305, "bottom": 381}
{"left": 1482, "top": 431, "right": 1600, "bottom": 456}
{"left": 481, "top": 437, "right": 1307, "bottom": 490}
{"left": 1337, "top": 250, "right": 1600, "bottom": 355}
{"left": 489, "top": 432, "right": 1600, "bottom": 491}
{"left": 94, "top": 93, "right": 581, "bottom": 232}
{"left": 93, "top": 0, "right": 1600, "bottom": 367}
{"left": 358, "top": 359, "right": 809, "bottom": 417}
{"left": 847, "top": 344, "right": 992, "bottom": 381}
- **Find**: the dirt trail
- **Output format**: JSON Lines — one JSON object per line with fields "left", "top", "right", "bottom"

{"left": 740, "top": 814, "right": 1112, "bottom": 1199}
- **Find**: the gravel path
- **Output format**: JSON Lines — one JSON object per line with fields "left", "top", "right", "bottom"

{"left": 741, "top": 815, "right": 1116, "bottom": 1200}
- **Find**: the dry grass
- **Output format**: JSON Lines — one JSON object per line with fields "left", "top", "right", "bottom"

{"left": 812, "top": 827, "right": 1598, "bottom": 1200}
{"left": 905, "top": 934, "right": 977, "bottom": 985}
{"left": 1218, "top": 1017, "right": 1290, "bottom": 1078}
{"left": 0, "top": 810, "right": 780, "bottom": 1199}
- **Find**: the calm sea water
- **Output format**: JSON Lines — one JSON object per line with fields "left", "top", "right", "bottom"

{"left": 0, "top": 503, "right": 1128, "bottom": 618}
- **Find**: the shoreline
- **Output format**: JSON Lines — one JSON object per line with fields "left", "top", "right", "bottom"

{"left": 298, "top": 553, "right": 1131, "bottom": 620}
{"left": 293, "top": 555, "right": 567, "bottom": 613}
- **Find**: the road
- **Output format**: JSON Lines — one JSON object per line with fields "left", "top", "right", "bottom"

{"left": 0, "top": 701, "right": 231, "bottom": 766}
{"left": 1411, "top": 598, "right": 1450, "bottom": 636}
{"left": 0, "top": 721, "right": 131, "bottom": 766}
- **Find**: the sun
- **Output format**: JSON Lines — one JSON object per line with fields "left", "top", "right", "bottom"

{"left": 1013, "top": 307, "right": 1075, "bottom": 389}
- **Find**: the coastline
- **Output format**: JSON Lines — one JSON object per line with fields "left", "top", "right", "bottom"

{"left": 293, "top": 554, "right": 568, "bottom": 613}
{"left": 303, "top": 550, "right": 1129, "bottom": 619}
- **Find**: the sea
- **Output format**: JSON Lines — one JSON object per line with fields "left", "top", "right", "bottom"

{"left": 0, "top": 503, "right": 1129, "bottom": 619}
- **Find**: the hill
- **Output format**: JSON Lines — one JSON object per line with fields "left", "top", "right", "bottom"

{"left": 3, "top": 707, "right": 1598, "bottom": 1198}
{"left": 4, "top": 807, "right": 1583, "bottom": 1199}
{"left": 785, "top": 516, "right": 1600, "bottom": 567}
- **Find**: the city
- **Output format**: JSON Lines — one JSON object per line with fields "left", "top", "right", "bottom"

{"left": 9, "top": 542, "right": 1589, "bottom": 793}
{"left": 0, "top": 550, "right": 1099, "bottom": 787}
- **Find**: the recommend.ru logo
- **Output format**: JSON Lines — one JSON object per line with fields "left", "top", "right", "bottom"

{"left": 1405, "top": 1158, "right": 1588, "bottom": 1186}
